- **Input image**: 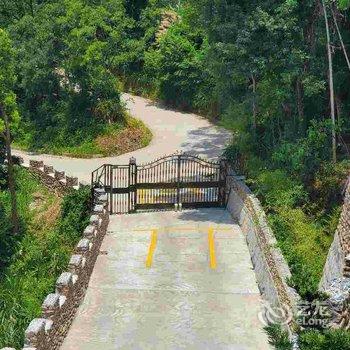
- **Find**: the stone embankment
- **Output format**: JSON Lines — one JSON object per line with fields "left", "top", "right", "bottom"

{"left": 320, "top": 177, "right": 350, "bottom": 330}
{"left": 225, "top": 166, "right": 300, "bottom": 340}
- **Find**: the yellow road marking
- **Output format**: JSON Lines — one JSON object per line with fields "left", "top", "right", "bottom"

{"left": 134, "top": 226, "right": 232, "bottom": 232}
{"left": 208, "top": 227, "right": 217, "bottom": 269}
{"left": 145, "top": 229, "right": 158, "bottom": 268}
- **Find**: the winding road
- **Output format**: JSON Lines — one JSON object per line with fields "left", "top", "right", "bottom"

{"left": 16, "top": 94, "right": 270, "bottom": 349}
{"left": 14, "top": 93, "right": 232, "bottom": 183}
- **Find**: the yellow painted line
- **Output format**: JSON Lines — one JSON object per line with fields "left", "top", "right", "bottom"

{"left": 208, "top": 227, "right": 217, "bottom": 269}
{"left": 134, "top": 226, "right": 232, "bottom": 232}
{"left": 145, "top": 229, "right": 158, "bottom": 268}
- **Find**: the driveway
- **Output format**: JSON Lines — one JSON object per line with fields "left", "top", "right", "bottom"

{"left": 61, "top": 209, "right": 270, "bottom": 350}
{"left": 15, "top": 94, "right": 270, "bottom": 349}
{"left": 14, "top": 94, "right": 232, "bottom": 184}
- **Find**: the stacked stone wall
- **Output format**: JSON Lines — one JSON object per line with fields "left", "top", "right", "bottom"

{"left": 320, "top": 177, "right": 350, "bottom": 330}
{"left": 225, "top": 166, "right": 300, "bottom": 341}
{"left": 26, "top": 160, "right": 80, "bottom": 196}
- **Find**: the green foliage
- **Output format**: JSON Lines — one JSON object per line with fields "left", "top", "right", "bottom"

{"left": 299, "top": 329, "right": 350, "bottom": 350}
{"left": 0, "top": 169, "right": 91, "bottom": 348}
{"left": 59, "top": 186, "right": 91, "bottom": 242}
{"left": 143, "top": 7, "right": 213, "bottom": 111}
{"left": 265, "top": 324, "right": 292, "bottom": 350}
{"left": 272, "top": 121, "right": 333, "bottom": 183}
{"left": 251, "top": 169, "right": 336, "bottom": 298}
{"left": 269, "top": 208, "right": 332, "bottom": 298}
{"left": 0, "top": 167, "right": 36, "bottom": 273}
{"left": 14, "top": 116, "right": 152, "bottom": 157}
{"left": 0, "top": 28, "right": 20, "bottom": 147}
{"left": 338, "top": 0, "right": 350, "bottom": 10}
{"left": 253, "top": 170, "right": 307, "bottom": 211}
{"left": 310, "top": 160, "right": 350, "bottom": 216}
{"left": 7, "top": 0, "right": 128, "bottom": 151}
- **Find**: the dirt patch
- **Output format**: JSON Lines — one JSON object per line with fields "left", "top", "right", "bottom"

{"left": 31, "top": 190, "right": 62, "bottom": 231}
{"left": 96, "top": 123, "right": 152, "bottom": 156}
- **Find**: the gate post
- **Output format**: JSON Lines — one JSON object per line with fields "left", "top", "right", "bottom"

{"left": 129, "top": 157, "right": 137, "bottom": 213}
{"left": 177, "top": 154, "right": 181, "bottom": 206}
{"left": 219, "top": 158, "right": 228, "bottom": 207}
{"left": 109, "top": 165, "right": 113, "bottom": 214}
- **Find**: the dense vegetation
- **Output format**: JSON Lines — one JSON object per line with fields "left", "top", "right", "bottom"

{"left": 0, "top": 168, "right": 90, "bottom": 348}
{"left": 1, "top": 0, "right": 350, "bottom": 348}
{"left": 1, "top": 0, "right": 152, "bottom": 156}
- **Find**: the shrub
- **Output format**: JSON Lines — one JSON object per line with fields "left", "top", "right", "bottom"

{"left": 310, "top": 160, "right": 350, "bottom": 216}
{"left": 253, "top": 169, "right": 307, "bottom": 212}
{"left": 268, "top": 208, "right": 333, "bottom": 299}
{"left": 299, "top": 329, "right": 350, "bottom": 350}
{"left": 272, "top": 120, "right": 333, "bottom": 183}
{"left": 265, "top": 324, "right": 292, "bottom": 350}
{"left": 59, "top": 186, "right": 91, "bottom": 243}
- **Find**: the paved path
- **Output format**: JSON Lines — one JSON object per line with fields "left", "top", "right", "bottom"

{"left": 14, "top": 94, "right": 232, "bottom": 184}
{"left": 61, "top": 209, "right": 270, "bottom": 350}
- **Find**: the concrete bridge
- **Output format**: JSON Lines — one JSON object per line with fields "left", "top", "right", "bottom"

{"left": 15, "top": 94, "right": 276, "bottom": 349}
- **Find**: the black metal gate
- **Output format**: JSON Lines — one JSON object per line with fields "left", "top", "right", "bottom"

{"left": 92, "top": 153, "right": 227, "bottom": 214}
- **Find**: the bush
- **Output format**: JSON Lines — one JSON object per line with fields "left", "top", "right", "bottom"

{"left": 268, "top": 208, "right": 333, "bottom": 299}
{"left": 253, "top": 169, "right": 307, "bottom": 212}
{"left": 272, "top": 121, "right": 333, "bottom": 183}
{"left": 59, "top": 186, "right": 91, "bottom": 242}
{"left": 299, "top": 329, "right": 350, "bottom": 350}
{"left": 265, "top": 324, "right": 292, "bottom": 350}
{"left": 143, "top": 6, "right": 213, "bottom": 111}
{"left": 310, "top": 160, "right": 350, "bottom": 216}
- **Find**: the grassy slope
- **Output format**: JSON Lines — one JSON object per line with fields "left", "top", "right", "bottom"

{"left": 245, "top": 164, "right": 348, "bottom": 299}
{"left": 0, "top": 168, "right": 90, "bottom": 348}
{"left": 14, "top": 116, "right": 152, "bottom": 158}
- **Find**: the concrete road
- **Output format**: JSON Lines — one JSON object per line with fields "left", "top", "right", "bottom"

{"left": 14, "top": 94, "right": 232, "bottom": 184}
{"left": 61, "top": 209, "right": 271, "bottom": 350}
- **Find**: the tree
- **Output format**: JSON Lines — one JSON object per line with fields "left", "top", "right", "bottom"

{"left": 8, "top": 0, "right": 127, "bottom": 149}
{"left": 0, "top": 29, "right": 20, "bottom": 235}
{"left": 322, "top": 0, "right": 337, "bottom": 162}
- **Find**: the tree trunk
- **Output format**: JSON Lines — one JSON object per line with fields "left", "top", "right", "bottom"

{"left": 335, "top": 94, "right": 342, "bottom": 123}
{"left": 251, "top": 74, "right": 257, "bottom": 140}
{"left": 331, "top": 6, "right": 350, "bottom": 72}
{"left": 296, "top": 77, "right": 305, "bottom": 136}
{"left": 322, "top": 0, "right": 337, "bottom": 163}
{"left": 0, "top": 105, "right": 19, "bottom": 235}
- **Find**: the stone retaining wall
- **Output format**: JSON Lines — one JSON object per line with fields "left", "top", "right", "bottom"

{"left": 321, "top": 178, "right": 350, "bottom": 289}
{"left": 1, "top": 161, "right": 110, "bottom": 350}
{"left": 225, "top": 167, "right": 300, "bottom": 335}
{"left": 319, "top": 177, "right": 350, "bottom": 329}
{"left": 25, "top": 160, "right": 80, "bottom": 196}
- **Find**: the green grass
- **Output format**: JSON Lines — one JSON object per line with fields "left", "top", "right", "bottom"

{"left": 268, "top": 207, "right": 336, "bottom": 298}
{"left": 0, "top": 168, "right": 90, "bottom": 348}
{"left": 250, "top": 168, "right": 341, "bottom": 299}
{"left": 13, "top": 116, "right": 152, "bottom": 158}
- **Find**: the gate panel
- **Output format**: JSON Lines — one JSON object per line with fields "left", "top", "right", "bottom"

{"left": 177, "top": 156, "right": 221, "bottom": 207}
{"left": 91, "top": 153, "right": 227, "bottom": 214}
{"left": 112, "top": 165, "right": 130, "bottom": 214}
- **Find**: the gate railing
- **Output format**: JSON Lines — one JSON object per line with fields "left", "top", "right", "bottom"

{"left": 91, "top": 153, "right": 228, "bottom": 214}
